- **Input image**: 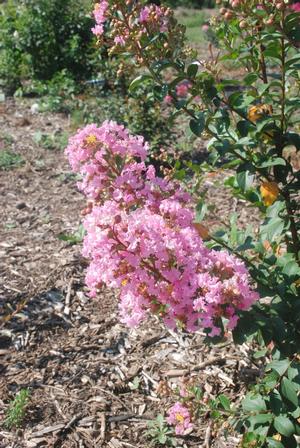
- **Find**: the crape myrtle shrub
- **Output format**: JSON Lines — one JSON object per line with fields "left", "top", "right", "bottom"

{"left": 0, "top": 0, "right": 98, "bottom": 94}
{"left": 66, "top": 0, "right": 300, "bottom": 445}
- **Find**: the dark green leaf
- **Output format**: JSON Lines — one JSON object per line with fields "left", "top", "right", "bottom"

{"left": 187, "top": 62, "right": 199, "bottom": 78}
{"left": 218, "top": 394, "right": 231, "bottom": 411}
{"left": 190, "top": 113, "right": 205, "bottom": 137}
{"left": 281, "top": 377, "right": 299, "bottom": 407}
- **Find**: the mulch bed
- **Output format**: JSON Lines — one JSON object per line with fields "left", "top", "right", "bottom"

{"left": 0, "top": 98, "right": 262, "bottom": 447}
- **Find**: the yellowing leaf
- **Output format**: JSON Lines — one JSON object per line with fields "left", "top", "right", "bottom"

{"left": 260, "top": 182, "right": 279, "bottom": 206}
{"left": 248, "top": 104, "right": 273, "bottom": 122}
{"left": 194, "top": 223, "right": 210, "bottom": 240}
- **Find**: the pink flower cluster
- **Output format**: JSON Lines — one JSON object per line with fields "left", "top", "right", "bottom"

{"left": 291, "top": 2, "right": 300, "bottom": 11}
{"left": 176, "top": 81, "right": 192, "bottom": 98}
{"left": 91, "top": 1, "right": 109, "bottom": 37}
{"left": 167, "top": 402, "right": 193, "bottom": 435}
{"left": 90, "top": 1, "right": 185, "bottom": 66}
{"left": 66, "top": 121, "right": 259, "bottom": 336}
{"left": 139, "top": 5, "right": 169, "bottom": 32}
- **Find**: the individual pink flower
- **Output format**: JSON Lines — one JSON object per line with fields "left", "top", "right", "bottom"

{"left": 139, "top": 6, "right": 151, "bottom": 23}
{"left": 291, "top": 2, "right": 300, "bottom": 11}
{"left": 176, "top": 82, "right": 191, "bottom": 98}
{"left": 164, "top": 94, "right": 173, "bottom": 104}
{"left": 202, "top": 24, "right": 209, "bottom": 32}
{"left": 114, "top": 35, "right": 126, "bottom": 46}
{"left": 167, "top": 402, "right": 193, "bottom": 435}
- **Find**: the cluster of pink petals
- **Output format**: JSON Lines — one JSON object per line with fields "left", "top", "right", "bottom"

{"left": 291, "top": 2, "right": 300, "bottom": 11}
{"left": 139, "top": 5, "right": 169, "bottom": 32}
{"left": 176, "top": 81, "right": 192, "bottom": 98}
{"left": 164, "top": 94, "right": 173, "bottom": 105}
{"left": 91, "top": 1, "right": 109, "bottom": 36}
{"left": 66, "top": 121, "right": 259, "bottom": 336}
{"left": 167, "top": 402, "right": 193, "bottom": 435}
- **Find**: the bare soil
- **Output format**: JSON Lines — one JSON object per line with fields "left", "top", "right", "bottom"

{"left": 0, "top": 98, "right": 262, "bottom": 448}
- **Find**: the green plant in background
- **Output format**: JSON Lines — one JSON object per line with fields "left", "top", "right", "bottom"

{"left": 4, "top": 389, "right": 30, "bottom": 429}
{"left": 37, "top": 70, "right": 78, "bottom": 113}
{"left": 34, "top": 130, "right": 69, "bottom": 151}
{"left": 58, "top": 224, "right": 86, "bottom": 245}
{"left": 0, "top": 0, "right": 98, "bottom": 94}
{"left": 166, "top": 0, "right": 215, "bottom": 9}
{"left": 0, "top": 150, "right": 24, "bottom": 170}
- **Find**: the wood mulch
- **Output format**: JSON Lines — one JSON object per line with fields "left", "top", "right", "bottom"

{"left": 0, "top": 98, "right": 263, "bottom": 447}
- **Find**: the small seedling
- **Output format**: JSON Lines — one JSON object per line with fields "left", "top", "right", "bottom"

{"left": 58, "top": 224, "right": 86, "bottom": 245}
{"left": 146, "top": 414, "right": 176, "bottom": 446}
{"left": 34, "top": 131, "right": 69, "bottom": 151}
{"left": 0, "top": 150, "right": 24, "bottom": 170}
{"left": 129, "top": 376, "right": 140, "bottom": 390}
{"left": 4, "top": 388, "right": 30, "bottom": 429}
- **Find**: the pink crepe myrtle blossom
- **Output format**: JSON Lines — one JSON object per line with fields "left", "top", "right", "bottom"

{"left": 66, "top": 121, "right": 259, "bottom": 336}
{"left": 139, "top": 6, "right": 151, "bottom": 23}
{"left": 90, "top": 2, "right": 186, "bottom": 65}
{"left": 167, "top": 402, "right": 193, "bottom": 435}
{"left": 176, "top": 81, "right": 191, "bottom": 98}
{"left": 164, "top": 94, "right": 173, "bottom": 104}
{"left": 291, "top": 2, "right": 300, "bottom": 11}
{"left": 91, "top": 1, "right": 109, "bottom": 36}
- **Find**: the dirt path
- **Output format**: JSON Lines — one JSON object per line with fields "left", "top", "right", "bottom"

{"left": 0, "top": 98, "right": 259, "bottom": 448}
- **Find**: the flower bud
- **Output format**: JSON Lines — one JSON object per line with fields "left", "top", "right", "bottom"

{"left": 224, "top": 11, "right": 234, "bottom": 19}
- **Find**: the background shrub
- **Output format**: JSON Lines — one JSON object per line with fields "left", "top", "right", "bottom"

{"left": 0, "top": 0, "right": 98, "bottom": 94}
{"left": 165, "top": 0, "right": 215, "bottom": 9}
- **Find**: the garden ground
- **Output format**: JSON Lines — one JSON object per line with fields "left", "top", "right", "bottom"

{"left": 0, "top": 97, "right": 265, "bottom": 448}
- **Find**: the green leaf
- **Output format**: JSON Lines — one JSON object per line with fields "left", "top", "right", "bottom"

{"left": 273, "top": 416, "right": 295, "bottom": 437}
{"left": 236, "top": 170, "right": 254, "bottom": 192}
{"left": 129, "top": 75, "right": 152, "bottom": 92}
{"left": 158, "top": 433, "right": 167, "bottom": 444}
{"left": 267, "top": 359, "right": 290, "bottom": 376}
{"left": 244, "top": 73, "right": 259, "bottom": 85}
{"left": 253, "top": 349, "right": 268, "bottom": 359}
{"left": 259, "top": 158, "right": 286, "bottom": 168}
{"left": 195, "top": 200, "right": 207, "bottom": 222}
{"left": 228, "top": 91, "right": 255, "bottom": 110}
{"left": 269, "top": 391, "right": 284, "bottom": 415}
{"left": 248, "top": 413, "right": 273, "bottom": 426}
{"left": 266, "top": 438, "right": 285, "bottom": 448}
{"left": 260, "top": 218, "right": 285, "bottom": 242}
{"left": 190, "top": 113, "right": 205, "bottom": 137}
{"left": 287, "top": 366, "right": 300, "bottom": 385}
{"left": 187, "top": 62, "right": 199, "bottom": 78}
{"left": 242, "top": 394, "right": 267, "bottom": 412}
{"left": 218, "top": 394, "right": 231, "bottom": 411}
{"left": 281, "top": 377, "right": 299, "bottom": 407}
